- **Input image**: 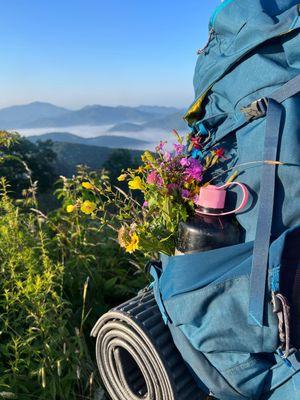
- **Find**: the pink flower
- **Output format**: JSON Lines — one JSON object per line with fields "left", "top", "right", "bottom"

{"left": 193, "top": 194, "right": 201, "bottom": 206}
{"left": 181, "top": 189, "right": 191, "bottom": 200}
{"left": 142, "top": 201, "right": 148, "bottom": 208}
{"left": 174, "top": 143, "right": 185, "bottom": 155}
{"left": 163, "top": 151, "right": 172, "bottom": 162}
{"left": 147, "top": 171, "right": 157, "bottom": 184}
{"left": 180, "top": 158, "right": 190, "bottom": 167}
{"left": 146, "top": 170, "right": 163, "bottom": 186}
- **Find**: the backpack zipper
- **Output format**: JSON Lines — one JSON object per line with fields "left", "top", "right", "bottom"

{"left": 197, "top": 28, "right": 215, "bottom": 55}
{"left": 209, "top": 0, "right": 236, "bottom": 28}
{"left": 197, "top": 1, "right": 236, "bottom": 56}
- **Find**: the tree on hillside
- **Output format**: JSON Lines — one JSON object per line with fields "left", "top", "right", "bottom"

{"left": 103, "top": 148, "right": 141, "bottom": 186}
{"left": 0, "top": 133, "right": 57, "bottom": 196}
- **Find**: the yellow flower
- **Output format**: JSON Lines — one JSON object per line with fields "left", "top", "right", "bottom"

{"left": 125, "top": 232, "right": 139, "bottom": 253}
{"left": 141, "top": 151, "right": 154, "bottom": 163}
{"left": 141, "top": 153, "right": 147, "bottom": 162}
{"left": 82, "top": 182, "right": 94, "bottom": 190}
{"left": 80, "top": 200, "right": 96, "bottom": 215}
{"left": 128, "top": 176, "right": 145, "bottom": 191}
{"left": 117, "top": 174, "right": 127, "bottom": 182}
{"left": 66, "top": 204, "right": 75, "bottom": 213}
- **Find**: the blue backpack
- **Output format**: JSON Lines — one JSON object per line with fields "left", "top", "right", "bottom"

{"left": 150, "top": 1, "right": 300, "bottom": 398}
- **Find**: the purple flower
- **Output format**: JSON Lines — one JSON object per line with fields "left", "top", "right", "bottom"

{"left": 147, "top": 170, "right": 163, "bottom": 186}
{"left": 174, "top": 143, "right": 185, "bottom": 155}
{"left": 142, "top": 201, "right": 148, "bottom": 208}
{"left": 155, "top": 141, "right": 166, "bottom": 152}
{"left": 184, "top": 158, "right": 203, "bottom": 181}
{"left": 181, "top": 189, "right": 191, "bottom": 200}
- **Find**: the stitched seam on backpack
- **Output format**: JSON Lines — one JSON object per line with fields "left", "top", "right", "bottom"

{"left": 189, "top": 275, "right": 249, "bottom": 295}
{"left": 222, "top": 357, "right": 261, "bottom": 374}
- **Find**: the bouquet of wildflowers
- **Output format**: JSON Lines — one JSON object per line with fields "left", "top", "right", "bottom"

{"left": 65, "top": 131, "right": 227, "bottom": 256}
{"left": 116, "top": 130, "right": 226, "bottom": 255}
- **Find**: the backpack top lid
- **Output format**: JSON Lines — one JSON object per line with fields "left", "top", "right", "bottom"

{"left": 210, "top": 0, "right": 299, "bottom": 33}
{"left": 185, "top": 0, "right": 300, "bottom": 124}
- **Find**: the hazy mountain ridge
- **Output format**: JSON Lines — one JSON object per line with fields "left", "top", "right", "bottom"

{"left": 0, "top": 102, "right": 188, "bottom": 178}
{"left": 25, "top": 105, "right": 156, "bottom": 128}
{"left": 0, "top": 102, "right": 68, "bottom": 128}
{"left": 0, "top": 101, "right": 187, "bottom": 132}
{"left": 142, "top": 111, "right": 188, "bottom": 131}
{"left": 135, "top": 105, "right": 180, "bottom": 115}
{"left": 28, "top": 132, "right": 149, "bottom": 149}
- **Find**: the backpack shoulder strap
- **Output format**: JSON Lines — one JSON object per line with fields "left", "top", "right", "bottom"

{"left": 248, "top": 75, "right": 300, "bottom": 327}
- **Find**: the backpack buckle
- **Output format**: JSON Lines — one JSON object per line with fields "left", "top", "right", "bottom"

{"left": 272, "top": 292, "right": 292, "bottom": 359}
{"left": 241, "top": 97, "right": 269, "bottom": 121}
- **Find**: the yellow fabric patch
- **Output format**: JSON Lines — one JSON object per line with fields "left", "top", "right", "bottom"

{"left": 184, "top": 87, "right": 212, "bottom": 124}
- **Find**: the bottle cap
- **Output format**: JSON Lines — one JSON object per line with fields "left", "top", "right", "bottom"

{"left": 198, "top": 185, "right": 226, "bottom": 209}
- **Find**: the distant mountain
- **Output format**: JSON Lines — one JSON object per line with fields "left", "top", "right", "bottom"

{"left": 142, "top": 111, "right": 188, "bottom": 131}
{"left": 136, "top": 106, "right": 182, "bottom": 115}
{"left": 86, "top": 135, "right": 148, "bottom": 149}
{"left": 20, "top": 105, "right": 156, "bottom": 128}
{"left": 0, "top": 102, "right": 69, "bottom": 129}
{"left": 0, "top": 101, "right": 188, "bottom": 132}
{"left": 107, "top": 111, "right": 188, "bottom": 133}
{"left": 107, "top": 122, "right": 144, "bottom": 133}
{"left": 28, "top": 132, "right": 149, "bottom": 149}
{"left": 52, "top": 142, "right": 142, "bottom": 177}
{"left": 29, "top": 132, "right": 85, "bottom": 144}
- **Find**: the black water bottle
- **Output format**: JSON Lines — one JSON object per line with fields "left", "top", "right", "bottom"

{"left": 176, "top": 184, "right": 248, "bottom": 254}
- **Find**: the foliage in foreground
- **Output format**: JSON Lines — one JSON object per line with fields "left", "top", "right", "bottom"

{"left": 0, "top": 132, "right": 147, "bottom": 399}
{"left": 0, "top": 179, "right": 94, "bottom": 399}
{"left": 66, "top": 131, "right": 228, "bottom": 256}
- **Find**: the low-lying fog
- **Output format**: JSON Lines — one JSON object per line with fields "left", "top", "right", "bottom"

{"left": 17, "top": 125, "right": 187, "bottom": 151}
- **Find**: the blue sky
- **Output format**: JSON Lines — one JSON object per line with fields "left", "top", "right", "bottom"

{"left": 1, "top": 1, "right": 220, "bottom": 109}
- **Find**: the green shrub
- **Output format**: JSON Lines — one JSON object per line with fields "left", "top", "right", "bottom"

{"left": 0, "top": 179, "right": 96, "bottom": 399}
{"left": 0, "top": 133, "right": 148, "bottom": 399}
{"left": 51, "top": 166, "right": 148, "bottom": 342}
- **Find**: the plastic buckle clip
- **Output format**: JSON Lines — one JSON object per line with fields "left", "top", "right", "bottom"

{"left": 241, "top": 97, "right": 269, "bottom": 121}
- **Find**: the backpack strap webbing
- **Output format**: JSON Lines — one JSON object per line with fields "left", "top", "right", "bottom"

{"left": 248, "top": 75, "right": 300, "bottom": 327}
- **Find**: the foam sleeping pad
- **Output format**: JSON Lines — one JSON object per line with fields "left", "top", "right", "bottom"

{"left": 91, "top": 288, "right": 206, "bottom": 400}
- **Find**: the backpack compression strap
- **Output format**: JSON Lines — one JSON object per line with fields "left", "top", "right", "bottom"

{"left": 247, "top": 74, "right": 300, "bottom": 327}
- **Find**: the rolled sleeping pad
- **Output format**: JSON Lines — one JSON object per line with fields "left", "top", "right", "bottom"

{"left": 91, "top": 288, "right": 206, "bottom": 400}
